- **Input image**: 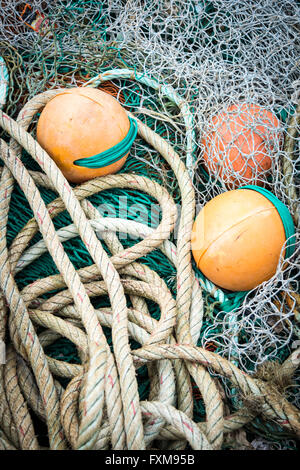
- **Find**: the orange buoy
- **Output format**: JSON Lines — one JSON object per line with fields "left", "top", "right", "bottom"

{"left": 201, "top": 103, "right": 282, "bottom": 188}
{"left": 36, "top": 87, "right": 132, "bottom": 183}
{"left": 191, "top": 188, "right": 287, "bottom": 291}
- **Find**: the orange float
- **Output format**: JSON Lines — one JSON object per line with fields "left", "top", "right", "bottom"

{"left": 36, "top": 87, "right": 134, "bottom": 184}
{"left": 191, "top": 188, "right": 289, "bottom": 291}
{"left": 201, "top": 103, "right": 282, "bottom": 188}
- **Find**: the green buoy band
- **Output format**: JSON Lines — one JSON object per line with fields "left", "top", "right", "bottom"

{"left": 240, "top": 185, "right": 296, "bottom": 259}
{"left": 74, "top": 116, "right": 138, "bottom": 169}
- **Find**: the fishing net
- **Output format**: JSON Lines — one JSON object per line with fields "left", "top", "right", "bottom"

{"left": 0, "top": 0, "right": 299, "bottom": 450}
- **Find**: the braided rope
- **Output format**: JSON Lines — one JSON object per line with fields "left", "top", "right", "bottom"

{"left": 0, "top": 90, "right": 299, "bottom": 450}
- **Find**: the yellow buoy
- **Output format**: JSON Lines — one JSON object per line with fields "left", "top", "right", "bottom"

{"left": 191, "top": 188, "right": 288, "bottom": 291}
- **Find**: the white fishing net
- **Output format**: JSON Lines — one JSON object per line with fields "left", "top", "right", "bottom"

{"left": 0, "top": 0, "right": 299, "bottom": 447}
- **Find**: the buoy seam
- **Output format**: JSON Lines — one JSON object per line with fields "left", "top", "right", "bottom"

{"left": 194, "top": 206, "right": 282, "bottom": 271}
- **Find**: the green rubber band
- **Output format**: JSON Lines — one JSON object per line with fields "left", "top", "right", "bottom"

{"left": 240, "top": 185, "right": 296, "bottom": 259}
{"left": 74, "top": 116, "right": 138, "bottom": 169}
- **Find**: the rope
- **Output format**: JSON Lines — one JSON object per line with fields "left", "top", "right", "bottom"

{"left": 0, "top": 89, "right": 299, "bottom": 450}
{"left": 283, "top": 101, "right": 300, "bottom": 229}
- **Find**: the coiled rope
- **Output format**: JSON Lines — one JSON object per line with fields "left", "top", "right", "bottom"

{"left": 0, "top": 88, "right": 299, "bottom": 450}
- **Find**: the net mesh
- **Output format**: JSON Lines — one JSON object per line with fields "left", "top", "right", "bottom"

{"left": 0, "top": 0, "right": 299, "bottom": 448}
